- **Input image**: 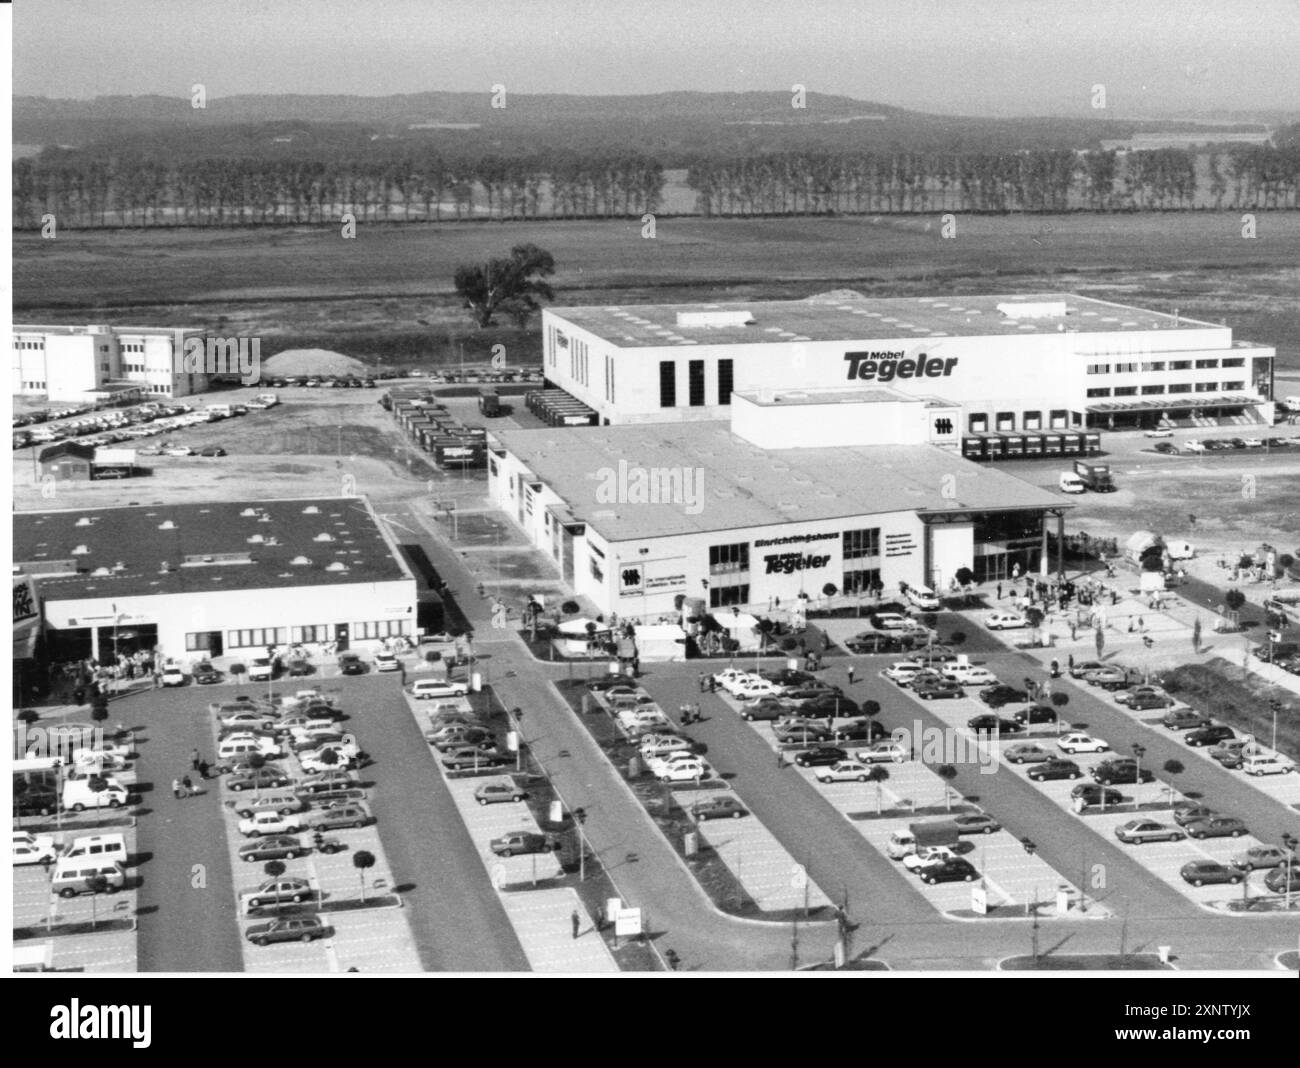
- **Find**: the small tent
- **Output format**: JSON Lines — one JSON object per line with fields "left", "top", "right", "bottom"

{"left": 553, "top": 617, "right": 611, "bottom": 657}
{"left": 722, "top": 611, "right": 762, "bottom": 652}
{"left": 632, "top": 624, "right": 688, "bottom": 662}
{"left": 1125, "top": 531, "right": 1162, "bottom": 566}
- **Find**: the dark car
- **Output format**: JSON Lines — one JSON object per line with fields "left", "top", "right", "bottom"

{"left": 1172, "top": 803, "right": 1219, "bottom": 827}
{"left": 246, "top": 916, "right": 333, "bottom": 946}
{"left": 337, "top": 653, "right": 367, "bottom": 676}
{"left": 490, "top": 831, "right": 561, "bottom": 857}
{"left": 967, "top": 714, "right": 1023, "bottom": 734}
{"left": 794, "top": 746, "right": 849, "bottom": 768}
{"left": 1184, "top": 816, "right": 1248, "bottom": 840}
{"left": 304, "top": 802, "right": 372, "bottom": 831}
{"left": 919, "top": 857, "right": 979, "bottom": 885}
{"left": 1180, "top": 861, "right": 1243, "bottom": 887}
{"left": 690, "top": 796, "right": 748, "bottom": 821}
{"left": 1186, "top": 725, "right": 1235, "bottom": 748}
{"left": 238, "top": 835, "right": 306, "bottom": 863}
{"left": 197, "top": 445, "right": 227, "bottom": 457}
{"left": 244, "top": 877, "right": 313, "bottom": 908}
{"left": 740, "top": 699, "right": 801, "bottom": 722}
{"left": 1012, "top": 704, "right": 1057, "bottom": 725}
{"left": 1162, "top": 707, "right": 1212, "bottom": 731}
{"left": 193, "top": 662, "right": 223, "bottom": 685}
{"left": 1027, "top": 759, "right": 1082, "bottom": 781}
{"left": 844, "top": 632, "right": 916, "bottom": 654}
{"left": 1070, "top": 783, "right": 1124, "bottom": 807}
{"left": 799, "top": 695, "right": 861, "bottom": 719}
{"left": 1264, "top": 865, "right": 1300, "bottom": 894}
{"left": 227, "top": 766, "right": 294, "bottom": 792}
{"left": 979, "top": 684, "right": 1029, "bottom": 708}
{"left": 773, "top": 720, "right": 835, "bottom": 744}
{"left": 831, "top": 718, "right": 888, "bottom": 743}
{"left": 287, "top": 658, "right": 313, "bottom": 677}
{"left": 1092, "top": 759, "right": 1155, "bottom": 785}
{"left": 442, "top": 747, "right": 512, "bottom": 770}
{"left": 783, "top": 683, "right": 845, "bottom": 703}
{"left": 953, "top": 813, "right": 1001, "bottom": 835}
{"left": 759, "top": 668, "right": 816, "bottom": 688}
{"left": 913, "top": 678, "right": 965, "bottom": 700}
{"left": 1126, "top": 691, "right": 1176, "bottom": 711}
{"left": 1068, "top": 660, "right": 1105, "bottom": 679}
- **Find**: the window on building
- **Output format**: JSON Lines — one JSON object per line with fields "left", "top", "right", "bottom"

{"left": 228, "top": 627, "right": 289, "bottom": 648}
{"left": 290, "top": 625, "right": 330, "bottom": 643}
{"left": 1071, "top": 411, "right": 1082, "bottom": 426}
{"left": 709, "top": 542, "right": 749, "bottom": 574}
{"left": 709, "top": 584, "right": 749, "bottom": 609}
{"left": 842, "top": 568, "right": 881, "bottom": 595}
{"left": 1221, "top": 358, "right": 1245, "bottom": 368}
{"left": 659, "top": 361, "right": 676, "bottom": 408}
{"left": 995, "top": 411, "right": 1015, "bottom": 431}
{"left": 1222, "top": 381, "right": 1245, "bottom": 391}
{"left": 1087, "top": 364, "right": 1110, "bottom": 375}
{"left": 1086, "top": 388, "right": 1111, "bottom": 398}
{"left": 1141, "top": 361, "right": 1166, "bottom": 371}
{"left": 843, "top": 528, "right": 881, "bottom": 560}
{"left": 1195, "top": 359, "right": 1219, "bottom": 369}
{"left": 1049, "top": 409, "right": 1068, "bottom": 429}
{"left": 1141, "top": 385, "right": 1166, "bottom": 395}
{"left": 1194, "top": 381, "right": 1218, "bottom": 392}
{"left": 1170, "top": 360, "right": 1192, "bottom": 370}
{"left": 968, "top": 413, "right": 988, "bottom": 435}
{"left": 1115, "top": 362, "right": 1138, "bottom": 373}
{"left": 353, "top": 620, "right": 410, "bottom": 640}
{"left": 1167, "top": 383, "right": 1192, "bottom": 394}
{"left": 590, "top": 555, "right": 605, "bottom": 582}
{"left": 1113, "top": 387, "right": 1137, "bottom": 397}
{"left": 688, "top": 360, "right": 705, "bottom": 407}
{"left": 717, "top": 359, "right": 733, "bottom": 406}
{"left": 1022, "top": 410, "right": 1042, "bottom": 430}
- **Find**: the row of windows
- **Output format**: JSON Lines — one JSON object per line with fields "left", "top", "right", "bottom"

{"left": 121, "top": 342, "right": 145, "bottom": 354}
{"left": 213, "top": 620, "right": 410, "bottom": 650}
{"left": 658, "top": 359, "right": 736, "bottom": 409}
{"left": 14, "top": 340, "right": 46, "bottom": 350}
{"left": 842, "top": 568, "right": 883, "bottom": 596}
{"left": 569, "top": 339, "right": 590, "bottom": 386}
{"left": 1088, "top": 382, "right": 1245, "bottom": 398}
{"left": 843, "top": 528, "right": 881, "bottom": 560}
{"left": 19, "top": 380, "right": 47, "bottom": 390}
{"left": 1086, "top": 357, "right": 1243, "bottom": 374}
{"left": 968, "top": 410, "right": 1076, "bottom": 434}
{"left": 604, "top": 355, "right": 616, "bottom": 403}
{"left": 709, "top": 542, "right": 749, "bottom": 573}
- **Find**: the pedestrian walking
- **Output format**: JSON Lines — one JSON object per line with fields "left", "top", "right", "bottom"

{"left": 698, "top": 673, "right": 707, "bottom": 693}
{"left": 190, "top": 748, "right": 200, "bottom": 771}
{"left": 846, "top": 665, "right": 856, "bottom": 685}
{"left": 1138, "top": 615, "right": 1145, "bottom": 632}
{"left": 1069, "top": 622, "right": 1077, "bottom": 642}
{"left": 181, "top": 775, "right": 194, "bottom": 796}
{"left": 693, "top": 703, "right": 702, "bottom": 724}
{"left": 996, "top": 582, "right": 1003, "bottom": 600}
{"left": 198, "top": 760, "right": 210, "bottom": 780}
{"left": 776, "top": 748, "right": 786, "bottom": 770}
{"left": 1067, "top": 653, "right": 1075, "bottom": 673}
{"left": 571, "top": 909, "right": 581, "bottom": 940}
{"left": 153, "top": 671, "right": 162, "bottom": 689}
{"left": 172, "top": 778, "right": 184, "bottom": 799}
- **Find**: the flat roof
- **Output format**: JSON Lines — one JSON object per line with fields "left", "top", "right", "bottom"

{"left": 734, "top": 386, "right": 957, "bottom": 408}
{"left": 13, "top": 497, "right": 412, "bottom": 602}
{"left": 547, "top": 293, "right": 1219, "bottom": 348}
{"left": 14, "top": 325, "right": 203, "bottom": 336}
{"left": 494, "top": 424, "right": 1067, "bottom": 542}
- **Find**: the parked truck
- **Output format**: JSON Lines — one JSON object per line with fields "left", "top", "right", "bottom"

{"left": 1073, "top": 459, "right": 1115, "bottom": 492}
{"left": 887, "top": 818, "right": 961, "bottom": 859}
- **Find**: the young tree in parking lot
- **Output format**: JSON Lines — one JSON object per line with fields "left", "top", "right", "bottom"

{"left": 1024, "top": 606, "right": 1045, "bottom": 645}
{"left": 822, "top": 583, "right": 838, "bottom": 613}
{"left": 86, "top": 874, "right": 111, "bottom": 928}
{"left": 230, "top": 662, "right": 246, "bottom": 688}
{"left": 954, "top": 567, "right": 975, "bottom": 606}
{"left": 757, "top": 617, "right": 775, "bottom": 654}
{"left": 937, "top": 764, "right": 958, "bottom": 811}
{"left": 353, "top": 850, "right": 376, "bottom": 902}
{"left": 561, "top": 600, "right": 580, "bottom": 618}
{"left": 1224, "top": 589, "right": 1246, "bottom": 613}
{"left": 866, "top": 766, "right": 890, "bottom": 815}
{"left": 1191, "top": 615, "right": 1203, "bottom": 655}
{"left": 264, "top": 860, "right": 287, "bottom": 880}
{"left": 1161, "top": 759, "right": 1185, "bottom": 806}
{"left": 861, "top": 700, "right": 881, "bottom": 742}
{"left": 18, "top": 707, "right": 40, "bottom": 729}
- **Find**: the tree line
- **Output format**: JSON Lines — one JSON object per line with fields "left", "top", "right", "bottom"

{"left": 13, "top": 143, "right": 1300, "bottom": 228}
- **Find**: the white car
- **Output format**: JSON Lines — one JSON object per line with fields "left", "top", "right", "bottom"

{"left": 373, "top": 652, "right": 400, "bottom": 672}
{"left": 902, "top": 845, "right": 960, "bottom": 873}
{"left": 12, "top": 831, "right": 58, "bottom": 866}
{"left": 238, "top": 811, "right": 304, "bottom": 837}
{"left": 1242, "top": 754, "right": 1295, "bottom": 776}
{"left": 943, "top": 665, "right": 998, "bottom": 686}
{"left": 646, "top": 751, "right": 703, "bottom": 775}
{"left": 816, "top": 760, "right": 874, "bottom": 784}
{"left": 715, "top": 670, "right": 762, "bottom": 695}
{"left": 986, "top": 612, "right": 1028, "bottom": 630}
{"left": 1183, "top": 440, "right": 1206, "bottom": 453}
{"left": 905, "top": 587, "right": 942, "bottom": 611}
{"left": 883, "top": 661, "right": 924, "bottom": 683}
{"left": 298, "top": 745, "right": 361, "bottom": 774}
{"left": 857, "top": 741, "right": 909, "bottom": 764}
{"left": 163, "top": 445, "right": 194, "bottom": 456}
{"left": 639, "top": 734, "right": 693, "bottom": 759}
{"left": 161, "top": 665, "right": 186, "bottom": 687}
{"left": 872, "top": 613, "right": 913, "bottom": 631}
{"left": 731, "top": 679, "right": 783, "bottom": 700}
{"left": 220, "top": 709, "right": 278, "bottom": 730}
{"left": 1144, "top": 429, "right": 1174, "bottom": 438}
{"left": 1242, "top": 438, "right": 1264, "bottom": 448}
{"left": 410, "top": 680, "right": 470, "bottom": 700}
{"left": 657, "top": 759, "right": 710, "bottom": 783}
{"left": 1057, "top": 732, "right": 1109, "bottom": 754}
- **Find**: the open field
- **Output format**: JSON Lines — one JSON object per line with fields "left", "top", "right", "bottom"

{"left": 15, "top": 214, "right": 1300, "bottom": 370}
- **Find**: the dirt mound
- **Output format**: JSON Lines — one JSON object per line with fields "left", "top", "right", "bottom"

{"left": 804, "top": 289, "right": 869, "bottom": 304}
{"left": 262, "top": 348, "right": 367, "bottom": 376}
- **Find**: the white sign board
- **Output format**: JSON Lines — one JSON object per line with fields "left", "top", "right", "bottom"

{"left": 971, "top": 884, "right": 988, "bottom": 915}
{"left": 614, "top": 907, "right": 643, "bottom": 937}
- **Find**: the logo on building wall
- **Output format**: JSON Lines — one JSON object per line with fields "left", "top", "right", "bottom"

{"left": 845, "top": 352, "right": 958, "bottom": 383}
{"left": 13, "top": 580, "right": 37, "bottom": 625}
{"left": 620, "top": 566, "right": 644, "bottom": 594}
{"left": 763, "top": 552, "right": 832, "bottom": 575}
{"left": 933, "top": 417, "right": 955, "bottom": 435}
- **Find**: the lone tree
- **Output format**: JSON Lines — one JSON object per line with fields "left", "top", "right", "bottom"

{"left": 1224, "top": 589, "right": 1246, "bottom": 613}
{"left": 263, "top": 860, "right": 287, "bottom": 880}
{"left": 822, "top": 583, "right": 838, "bottom": 612}
{"left": 230, "top": 662, "right": 247, "bottom": 688}
{"left": 1095, "top": 626, "right": 1105, "bottom": 660}
{"left": 1161, "top": 759, "right": 1185, "bottom": 805}
{"left": 866, "top": 766, "right": 891, "bottom": 814}
{"left": 353, "top": 850, "right": 377, "bottom": 902}
{"left": 454, "top": 243, "right": 556, "bottom": 328}
{"left": 937, "top": 764, "right": 959, "bottom": 810}
{"left": 861, "top": 699, "right": 881, "bottom": 740}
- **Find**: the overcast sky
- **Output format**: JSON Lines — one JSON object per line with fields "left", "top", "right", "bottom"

{"left": 13, "top": 0, "right": 1299, "bottom": 117}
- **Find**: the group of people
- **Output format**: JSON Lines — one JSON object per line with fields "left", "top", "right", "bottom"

{"left": 678, "top": 703, "right": 703, "bottom": 725}
{"left": 172, "top": 749, "right": 212, "bottom": 798}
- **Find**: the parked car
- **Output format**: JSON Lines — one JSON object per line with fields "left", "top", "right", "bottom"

{"left": 236, "top": 835, "right": 304, "bottom": 863}
{"left": 986, "top": 612, "right": 1028, "bottom": 630}
{"left": 304, "top": 802, "right": 372, "bottom": 831}
{"left": 490, "top": 831, "right": 560, "bottom": 857}
{"left": 1125, "top": 691, "right": 1177, "bottom": 711}
{"left": 1186, "top": 725, "right": 1235, "bottom": 748}
{"left": 1180, "top": 861, "right": 1243, "bottom": 887}
{"left": 1115, "top": 819, "right": 1183, "bottom": 844}
{"left": 1092, "top": 758, "right": 1154, "bottom": 784}
{"left": 1242, "top": 753, "right": 1296, "bottom": 776}
{"left": 442, "top": 746, "right": 511, "bottom": 770}
{"left": 690, "top": 796, "right": 748, "bottom": 821}
{"left": 799, "top": 695, "right": 861, "bottom": 719}
{"left": 902, "top": 845, "right": 961, "bottom": 874}
{"left": 1058, "top": 732, "right": 1109, "bottom": 754}
{"left": 953, "top": 813, "right": 1002, "bottom": 836}
{"left": 870, "top": 612, "right": 914, "bottom": 631}
{"left": 884, "top": 662, "right": 924, "bottom": 684}
{"left": 12, "top": 831, "right": 59, "bottom": 866}
{"left": 338, "top": 653, "right": 367, "bottom": 676}
{"left": 1027, "top": 758, "right": 1083, "bottom": 782}
{"left": 427, "top": 725, "right": 494, "bottom": 750}
{"left": 193, "top": 662, "right": 222, "bottom": 685}
{"left": 856, "top": 741, "right": 909, "bottom": 764}
{"left": 657, "top": 759, "right": 711, "bottom": 783}
{"left": 639, "top": 734, "right": 694, "bottom": 758}
{"left": 244, "top": 877, "right": 312, "bottom": 908}
{"left": 1004, "top": 744, "right": 1053, "bottom": 764}
{"left": 1083, "top": 665, "right": 1128, "bottom": 686}
{"left": 815, "top": 761, "right": 874, "bottom": 784}
{"left": 913, "top": 678, "right": 965, "bottom": 700}
{"left": 794, "top": 746, "right": 849, "bottom": 768}
{"left": 246, "top": 916, "right": 333, "bottom": 946}
{"left": 1162, "top": 707, "right": 1213, "bottom": 731}
{"left": 1263, "top": 865, "right": 1300, "bottom": 894}
{"left": 773, "top": 720, "right": 834, "bottom": 744}
{"left": 161, "top": 665, "right": 187, "bottom": 687}
{"left": 967, "top": 714, "right": 1023, "bottom": 734}
{"left": 1183, "top": 439, "right": 1206, "bottom": 453}
{"left": 831, "top": 719, "right": 888, "bottom": 743}
{"left": 1172, "top": 803, "right": 1219, "bottom": 826}
{"left": 1230, "top": 845, "right": 1298, "bottom": 871}
{"left": 373, "top": 651, "right": 400, "bottom": 672}
{"left": 238, "top": 811, "right": 303, "bottom": 837}
{"left": 1012, "top": 704, "right": 1057, "bottom": 725}
{"left": 943, "top": 665, "right": 998, "bottom": 686}
{"left": 1184, "top": 816, "right": 1248, "bottom": 840}
{"left": 227, "top": 766, "right": 294, "bottom": 792}
{"left": 473, "top": 778, "right": 527, "bottom": 805}
{"left": 844, "top": 632, "right": 915, "bottom": 654}
{"left": 979, "top": 684, "right": 1029, "bottom": 708}
{"left": 1070, "top": 783, "right": 1124, "bottom": 808}
{"left": 919, "top": 857, "right": 980, "bottom": 884}
{"left": 247, "top": 657, "right": 276, "bottom": 682}
{"left": 197, "top": 445, "right": 227, "bottom": 457}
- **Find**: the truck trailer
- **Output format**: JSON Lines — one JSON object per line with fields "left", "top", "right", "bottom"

{"left": 1073, "top": 460, "right": 1115, "bottom": 492}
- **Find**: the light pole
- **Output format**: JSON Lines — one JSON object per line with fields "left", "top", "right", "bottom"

{"left": 1283, "top": 833, "right": 1298, "bottom": 912}
{"left": 1131, "top": 743, "right": 1146, "bottom": 786}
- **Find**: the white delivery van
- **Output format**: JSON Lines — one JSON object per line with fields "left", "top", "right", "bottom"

{"left": 62, "top": 833, "right": 128, "bottom": 866}
{"left": 51, "top": 858, "right": 127, "bottom": 898}
{"left": 905, "top": 586, "right": 942, "bottom": 611}
{"left": 62, "top": 777, "right": 130, "bottom": 812}
{"left": 218, "top": 737, "right": 283, "bottom": 762}
{"left": 205, "top": 404, "right": 234, "bottom": 418}
{"left": 1059, "top": 472, "right": 1087, "bottom": 494}
{"left": 410, "top": 678, "right": 470, "bottom": 700}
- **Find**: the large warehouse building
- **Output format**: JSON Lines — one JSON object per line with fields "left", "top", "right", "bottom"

{"left": 537, "top": 293, "right": 1276, "bottom": 434}
{"left": 12, "top": 497, "right": 417, "bottom": 664}
{"left": 489, "top": 387, "right": 1070, "bottom": 619}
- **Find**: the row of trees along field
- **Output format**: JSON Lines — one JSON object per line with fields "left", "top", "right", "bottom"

{"left": 12, "top": 143, "right": 1300, "bottom": 228}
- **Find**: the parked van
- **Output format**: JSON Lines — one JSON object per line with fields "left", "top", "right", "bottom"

{"left": 51, "top": 858, "right": 127, "bottom": 898}
{"left": 61, "top": 777, "right": 130, "bottom": 812}
{"left": 1059, "top": 472, "right": 1087, "bottom": 494}
{"left": 1242, "top": 753, "right": 1295, "bottom": 776}
{"left": 218, "top": 737, "right": 283, "bottom": 762}
{"left": 887, "top": 819, "right": 960, "bottom": 859}
{"left": 62, "top": 833, "right": 128, "bottom": 867}
{"left": 205, "top": 404, "right": 234, "bottom": 418}
{"left": 905, "top": 586, "right": 942, "bottom": 611}
{"left": 410, "top": 678, "right": 470, "bottom": 700}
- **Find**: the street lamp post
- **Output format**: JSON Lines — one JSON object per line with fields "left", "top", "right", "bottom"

{"left": 1283, "top": 833, "right": 1299, "bottom": 912}
{"left": 1131, "top": 743, "right": 1146, "bottom": 786}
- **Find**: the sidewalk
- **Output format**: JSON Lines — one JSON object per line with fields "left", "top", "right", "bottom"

{"left": 498, "top": 888, "right": 620, "bottom": 973}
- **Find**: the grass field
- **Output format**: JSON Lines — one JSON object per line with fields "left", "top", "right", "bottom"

{"left": 14, "top": 213, "right": 1300, "bottom": 370}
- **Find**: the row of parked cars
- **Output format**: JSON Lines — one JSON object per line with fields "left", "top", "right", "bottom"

{"left": 1181, "top": 436, "right": 1300, "bottom": 453}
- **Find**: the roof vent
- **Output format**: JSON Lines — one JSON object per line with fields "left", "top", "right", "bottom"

{"left": 240, "top": 508, "right": 260, "bottom": 517}
{"left": 313, "top": 532, "right": 334, "bottom": 542}
{"left": 247, "top": 534, "right": 265, "bottom": 543}
{"left": 675, "top": 310, "right": 755, "bottom": 329}
{"left": 998, "top": 301, "right": 1066, "bottom": 320}
{"left": 76, "top": 517, "right": 94, "bottom": 527}
{"left": 302, "top": 505, "right": 321, "bottom": 514}
{"left": 325, "top": 561, "right": 349, "bottom": 572}
{"left": 91, "top": 567, "right": 112, "bottom": 576}
{"left": 290, "top": 555, "right": 312, "bottom": 566}
{"left": 158, "top": 520, "right": 176, "bottom": 530}
{"left": 72, "top": 544, "right": 90, "bottom": 555}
